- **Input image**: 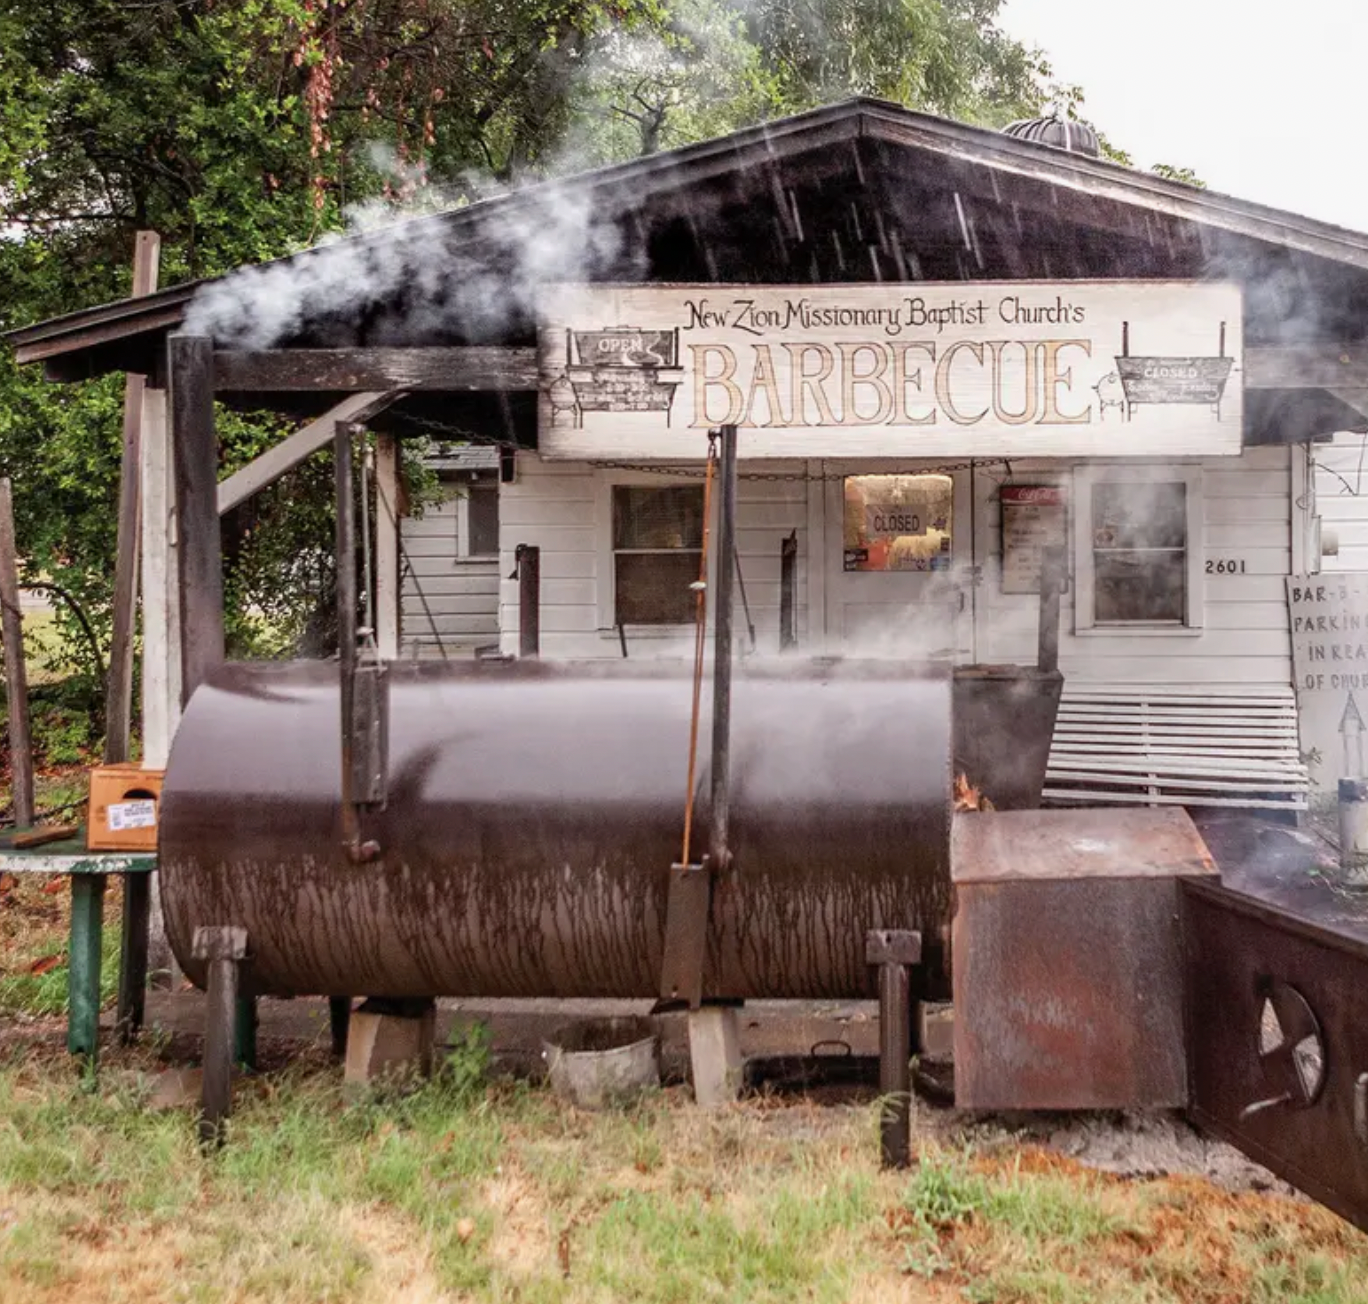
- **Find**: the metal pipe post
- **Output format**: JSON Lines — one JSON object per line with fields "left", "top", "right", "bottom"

{"left": 68, "top": 875, "right": 106, "bottom": 1059}
{"left": 878, "top": 961, "right": 912, "bottom": 1167}
{"left": 780, "top": 530, "right": 798, "bottom": 652}
{"left": 517, "top": 544, "right": 541, "bottom": 659}
{"left": 709, "top": 425, "right": 738, "bottom": 871}
{"left": 193, "top": 926, "right": 247, "bottom": 1149}
{"left": 335, "top": 423, "right": 359, "bottom": 824}
{"left": 1037, "top": 544, "right": 1064, "bottom": 675}
{"left": 867, "top": 929, "right": 921, "bottom": 1169}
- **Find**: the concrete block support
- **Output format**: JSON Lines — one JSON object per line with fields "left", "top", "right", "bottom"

{"left": 344, "top": 999, "right": 436, "bottom": 1086}
{"left": 687, "top": 1005, "right": 743, "bottom": 1107}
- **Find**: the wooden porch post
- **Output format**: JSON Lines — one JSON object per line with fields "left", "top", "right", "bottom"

{"left": 168, "top": 335, "right": 223, "bottom": 705}
{"left": 374, "top": 433, "right": 401, "bottom": 660}
{"left": 139, "top": 383, "right": 179, "bottom": 765}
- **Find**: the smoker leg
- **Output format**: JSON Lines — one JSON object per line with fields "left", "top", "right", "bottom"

{"left": 867, "top": 930, "right": 923, "bottom": 1170}
{"left": 68, "top": 874, "right": 107, "bottom": 1063}
{"left": 116, "top": 870, "right": 150, "bottom": 1045}
{"left": 329, "top": 996, "right": 353, "bottom": 1058}
{"left": 688, "top": 1004, "right": 743, "bottom": 1107}
{"left": 234, "top": 993, "right": 258, "bottom": 1071}
{"left": 193, "top": 927, "right": 248, "bottom": 1148}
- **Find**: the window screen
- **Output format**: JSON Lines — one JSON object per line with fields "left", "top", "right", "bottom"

{"left": 1092, "top": 480, "right": 1187, "bottom": 624}
{"left": 612, "top": 486, "right": 705, "bottom": 625}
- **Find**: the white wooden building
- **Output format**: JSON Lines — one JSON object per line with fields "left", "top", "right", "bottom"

{"left": 9, "top": 99, "right": 1368, "bottom": 811}
{"left": 401, "top": 445, "right": 500, "bottom": 657}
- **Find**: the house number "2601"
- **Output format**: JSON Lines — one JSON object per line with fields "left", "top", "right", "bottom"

{"left": 1205, "top": 558, "right": 1247, "bottom": 574}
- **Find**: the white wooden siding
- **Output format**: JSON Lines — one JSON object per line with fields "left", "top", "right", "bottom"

{"left": 499, "top": 446, "right": 1294, "bottom": 685}
{"left": 1313, "top": 431, "right": 1368, "bottom": 571}
{"left": 401, "top": 490, "right": 499, "bottom": 656}
{"left": 498, "top": 454, "right": 809, "bottom": 659}
{"left": 972, "top": 445, "right": 1294, "bottom": 687}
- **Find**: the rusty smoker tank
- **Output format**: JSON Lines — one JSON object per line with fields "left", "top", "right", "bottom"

{"left": 159, "top": 658, "right": 951, "bottom": 1001}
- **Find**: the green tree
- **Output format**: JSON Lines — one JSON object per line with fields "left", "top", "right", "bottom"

{"left": 0, "top": 0, "right": 1105, "bottom": 732}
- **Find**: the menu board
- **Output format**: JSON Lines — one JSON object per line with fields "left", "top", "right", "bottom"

{"left": 1000, "top": 486, "right": 1066, "bottom": 595}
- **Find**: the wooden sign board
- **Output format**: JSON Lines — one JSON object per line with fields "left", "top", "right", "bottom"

{"left": 1000, "top": 485, "right": 1067, "bottom": 595}
{"left": 537, "top": 281, "right": 1244, "bottom": 460}
{"left": 1288, "top": 575, "right": 1368, "bottom": 798}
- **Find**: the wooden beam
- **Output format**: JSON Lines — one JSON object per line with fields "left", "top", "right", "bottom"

{"left": 139, "top": 385, "right": 178, "bottom": 764}
{"left": 1245, "top": 345, "right": 1368, "bottom": 390}
{"left": 217, "top": 392, "right": 396, "bottom": 515}
{"left": 169, "top": 335, "right": 223, "bottom": 706}
{"left": 374, "top": 433, "right": 401, "bottom": 659}
{"left": 0, "top": 478, "right": 34, "bottom": 828}
{"left": 106, "top": 230, "right": 161, "bottom": 767}
{"left": 213, "top": 347, "right": 538, "bottom": 393}
{"left": 137, "top": 382, "right": 180, "bottom": 995}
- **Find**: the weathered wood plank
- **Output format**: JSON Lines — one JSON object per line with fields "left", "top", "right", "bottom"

{"left": 1044, "top": 788, "right": 1306, "bottom": 811}
{"left": 375, "top": 434, "right": 401, "bottom": 659}
{"left": 217, "top": 392, "right": 395, "bottom": 515}
{"left": 139, "top": 385, "right": 179, "bottom": 765}
{"left": 106, "top": 231, "right": 161, "bottom": 768}
{"left": 213, "top": 347, "right": 538, "bottom": 392}
{"left": 0, "top": 477, "right": 34, "bottom": 828}
{"left": 169, "top": 335, "right": 223, "bottom": 705}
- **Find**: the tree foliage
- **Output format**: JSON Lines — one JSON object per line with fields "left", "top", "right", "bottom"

{"left": 0, "top": 0, "right": 1122, "bottom": 715}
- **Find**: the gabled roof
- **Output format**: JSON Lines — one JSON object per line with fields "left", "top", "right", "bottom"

{"left": 9, "top": 96, "right": 1368, "bottom": 381}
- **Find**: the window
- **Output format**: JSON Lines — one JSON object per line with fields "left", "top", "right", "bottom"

{"left": 842, "top": 474, "right": 953, "bottom": 572}
{"left": 1074, "top": 468, "right": 1203, "bottom": 630}
{"left": 466, "top": 485, "right": 499, "bottom": 557}
{"left": 454, "top": 480, "right": 499, "bottom": 558}
{"left": 612, "top": 485, "right": 705, "bottom": 625}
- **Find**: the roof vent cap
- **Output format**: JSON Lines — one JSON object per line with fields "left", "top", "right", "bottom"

{"left": 1001, "top": 115, "right": 1101, "bottom": 158}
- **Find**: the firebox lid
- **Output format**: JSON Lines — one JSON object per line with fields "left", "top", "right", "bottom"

{"left": 952, "top": 807, "right": 1217, "bottom": 884}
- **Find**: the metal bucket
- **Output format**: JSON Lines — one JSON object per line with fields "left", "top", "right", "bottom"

{"left": 543, "top": 1016, "right": 661, "bottom": 1108}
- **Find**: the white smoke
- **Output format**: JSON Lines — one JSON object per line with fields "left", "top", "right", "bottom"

{"left": 182, "top": 147, "right": 635, "bottom": 349}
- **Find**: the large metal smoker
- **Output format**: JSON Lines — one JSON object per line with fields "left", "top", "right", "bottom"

{"left": 160, "top": 423, "right": 958, "bottom": 1160}
{"left": 159, "top": 658, "right": 953, "bottom": 1002}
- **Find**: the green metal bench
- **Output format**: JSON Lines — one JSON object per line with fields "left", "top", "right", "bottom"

{"left": 0, "top": 831, "right": 155, "bottom": 1067}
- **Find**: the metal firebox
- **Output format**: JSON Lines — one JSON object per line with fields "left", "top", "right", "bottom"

{"left": 951, "top": 806, "right": 1217, "bottom": 1111}
{"left": 1183, "top": 877, "right": 1368, "bottom": 1234}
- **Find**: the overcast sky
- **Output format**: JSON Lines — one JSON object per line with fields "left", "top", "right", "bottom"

{"left": 999, "top": 0, "right": 1368, "bottom": 233}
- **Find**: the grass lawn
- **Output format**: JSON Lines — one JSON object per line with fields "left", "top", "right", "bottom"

{"left": 1, "top": 1026, "right": 1366, "bottom": 1304}
{"left": 1, "top": 869, "right": 1365, "bottom": 1302}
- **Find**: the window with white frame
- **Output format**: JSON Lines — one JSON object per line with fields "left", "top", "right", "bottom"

{"left": 1074, "top": 467, "right": 1204, "bottom": 630}
{"left": 612, "top": 485, "right": 705, "bottom": 625}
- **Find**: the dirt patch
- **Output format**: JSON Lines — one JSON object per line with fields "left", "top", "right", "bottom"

{"left": 956, "top": 1108, "right": 1295, "bottom": 1192}
{"left": 481, "top": 1168, "right": 555, "bottom": 1278}
{"left": 341, "top": 1206, "right": 453, "bottom": 1304}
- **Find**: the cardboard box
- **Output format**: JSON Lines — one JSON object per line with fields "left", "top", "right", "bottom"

{"left": 86, "top": 764, "right": 164, "bottom": 852}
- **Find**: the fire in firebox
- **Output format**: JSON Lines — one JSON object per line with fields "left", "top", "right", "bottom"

{"left": 953, "top": 773, "right": 995, "bottom": 812}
